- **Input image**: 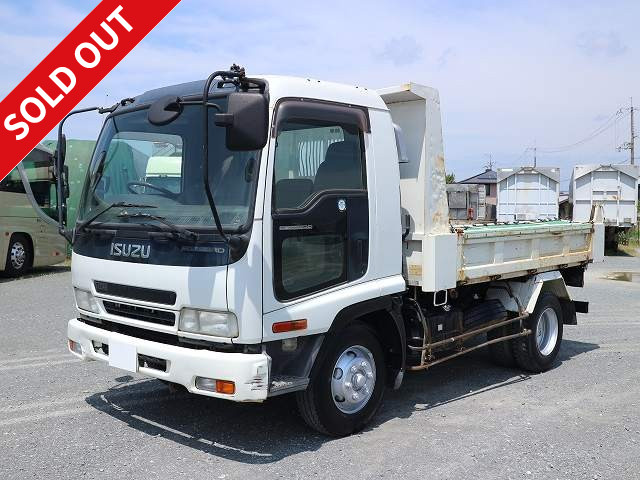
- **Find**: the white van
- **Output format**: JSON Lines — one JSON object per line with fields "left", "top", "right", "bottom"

{"left": 0, "top": 145, "right": 67, "bottom": 275}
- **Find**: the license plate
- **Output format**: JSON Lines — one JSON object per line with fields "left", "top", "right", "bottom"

{"left": 108, "top": 339, "right": 138, "bottom": 372}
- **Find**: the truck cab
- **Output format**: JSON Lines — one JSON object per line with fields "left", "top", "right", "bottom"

{"left": 61, "top": 69, "right": 602, "bottom": 436}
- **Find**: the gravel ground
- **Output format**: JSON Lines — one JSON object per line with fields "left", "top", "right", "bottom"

{"left": 1, "top": 255, "right": 639, "bottom": 479}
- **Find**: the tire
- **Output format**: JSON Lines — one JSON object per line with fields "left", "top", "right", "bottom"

{"left": 487, "top": 324, "right": 517, "bottom": 367}
{"left": 296, "top": 323, "right": 386, "bottom": 436}
{"left": 512, "top": 293, "right": 563, "bottom": 373}
{"left": 3, "top": 234, "right": 32, "bottom": 277}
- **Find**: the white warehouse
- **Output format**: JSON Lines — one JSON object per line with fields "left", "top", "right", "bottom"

{"left": 496, "top": 166, "right": 560, "bottom": 222}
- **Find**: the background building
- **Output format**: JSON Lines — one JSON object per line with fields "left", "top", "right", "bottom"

{"left": 457, "top": 169, "right": 497, "bottom": 221}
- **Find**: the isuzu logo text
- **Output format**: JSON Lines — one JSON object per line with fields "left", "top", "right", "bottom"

{"left": 110, "top": 242, "right": 150, "bottom": 259}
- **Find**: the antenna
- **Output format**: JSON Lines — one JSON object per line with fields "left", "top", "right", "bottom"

{"left": 484, "top": 153, "right": 494, "bottom": 171}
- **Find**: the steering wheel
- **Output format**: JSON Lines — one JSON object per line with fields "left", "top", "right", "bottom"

{"left": 127, "top": 181, "right": 178, "bottom": 200}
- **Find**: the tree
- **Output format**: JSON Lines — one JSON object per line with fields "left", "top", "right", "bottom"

{"left": 445, "top": 172, "right": 455, "bottom": 184}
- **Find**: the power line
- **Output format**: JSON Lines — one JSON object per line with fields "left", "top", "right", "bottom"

{"left": 536, "top": 109, "right": 627, "bottom": 154}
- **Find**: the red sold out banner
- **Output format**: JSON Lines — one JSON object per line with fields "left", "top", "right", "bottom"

{"left": 0, "top": 0, "right": 181, "bottom": 181}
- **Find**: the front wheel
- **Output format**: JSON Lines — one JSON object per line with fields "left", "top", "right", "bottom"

{"left": 296, "top": 323, "right": 386, "bottom": 436}
{"left": 513, "top": 293, "right": 563, "bottom": 372}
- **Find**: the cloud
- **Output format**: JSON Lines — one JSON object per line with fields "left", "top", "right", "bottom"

{"left": 577, "top": 31, "right": 628, "bottom": 58}
{"left": 436, "top": 47, "right": 455, "bottom": 69}
{"left": 376, "top": 36, "right": 423, "bottom": 66}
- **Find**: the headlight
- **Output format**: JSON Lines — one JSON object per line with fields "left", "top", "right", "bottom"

{"left": 74, "top": 288, "right": 100, "bottom": 314}
{"left": 179, "top": 309, "right": 238, "bottom": 338}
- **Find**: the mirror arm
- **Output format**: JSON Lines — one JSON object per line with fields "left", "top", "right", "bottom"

{"left": 201, "top": 66, "right": 262, "bottom": 254}
{"left": 55, "top": 106, "right": 104, "bottom": 242}
{"left": 202, "top": 71, "right": 240, "bottom": 244}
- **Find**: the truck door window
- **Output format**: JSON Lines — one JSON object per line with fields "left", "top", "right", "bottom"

{"left": 273, "top": 122, "right": 364, "bottom": 210}
{"left": 272, "top": 109, "right": 369, "bottom": 300}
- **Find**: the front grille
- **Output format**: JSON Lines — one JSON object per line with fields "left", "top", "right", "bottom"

{"left": 102, "top": 301, "right": 176, "bottom": 326}
{"left": 94, "top": 281, "right": 176, "bottom": 306}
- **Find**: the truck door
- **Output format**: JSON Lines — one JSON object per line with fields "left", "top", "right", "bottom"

{"left": 263, "top": 101, "right": 370, "bottom": 309}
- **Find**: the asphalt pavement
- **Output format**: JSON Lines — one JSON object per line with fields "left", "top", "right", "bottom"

{"left": 1, "top": 255, "right": 639, "bottom": 479}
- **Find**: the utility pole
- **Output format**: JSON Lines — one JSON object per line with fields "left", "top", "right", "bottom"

{"left": 533, "top": 146, "right": 537, "bottom": 167}
{"left": 619, "top": 97, "right": 636, "bottom": 164}
{"left": 631, "top": 97, "right": 635, "bottom": 165}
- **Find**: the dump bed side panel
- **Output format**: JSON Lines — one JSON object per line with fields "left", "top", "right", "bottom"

{"left": 456, "top": 221, "right": 594, "bottom": 285}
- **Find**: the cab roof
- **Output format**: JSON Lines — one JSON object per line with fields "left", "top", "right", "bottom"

{"left": 129, "top": 75, "right": 388, "bottom": 111}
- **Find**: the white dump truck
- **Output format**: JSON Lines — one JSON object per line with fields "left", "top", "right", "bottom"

{"left": 48, "top": 67, "right": 603, "bottom": 436}
{"left": 570, "top": 164, "right": 639, "bottom": 249}
{"left": 496, "top": 166, "right": 560, "bottom": 222}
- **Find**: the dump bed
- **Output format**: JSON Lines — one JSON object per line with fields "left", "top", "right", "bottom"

{"left": 453, "top": 220, "right": 596, "bottom": 285}
{"left": 378, "top": 83, "right": 604, "bottom": 292}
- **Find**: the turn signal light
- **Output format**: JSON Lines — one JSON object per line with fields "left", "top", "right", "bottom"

{"left": 272, "top": 319, "right": 307, "bottom": 333}
{"left": 215, "top": 380, "right": 235, "bottom": 395}
{"left": 68, "top": 339, "right": 83, "bottom": 355}
{"left": 195, "top": 377, "right": 235, "bottom": 395}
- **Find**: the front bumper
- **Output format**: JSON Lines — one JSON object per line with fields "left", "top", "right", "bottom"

{"left": 67, "top": 318, "right": 270, "bottom": 402}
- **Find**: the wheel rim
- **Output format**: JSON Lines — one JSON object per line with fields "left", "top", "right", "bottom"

{"left": 331, "top": 345, "right": 376, "bottom": 414}
{"left": 536, "top": 307, "right": 559, "bottom": 356}
{"left": 10, "top": 241, "right": 26, "bottom": 270}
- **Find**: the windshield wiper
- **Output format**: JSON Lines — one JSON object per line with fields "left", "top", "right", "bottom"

{"left": 117, "top": 211, "right": 198, "bottom": 241}
{"left": 77, "top": 202, "right": 157, "bottom": 232}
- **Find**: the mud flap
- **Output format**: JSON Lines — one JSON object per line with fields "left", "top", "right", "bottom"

{"left": 560, "top": 298, "right": 577, "bottom": 325}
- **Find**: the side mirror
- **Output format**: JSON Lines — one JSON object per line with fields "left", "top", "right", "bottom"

{"left": 215, "top": 92, "right": 268, "bottom": 151}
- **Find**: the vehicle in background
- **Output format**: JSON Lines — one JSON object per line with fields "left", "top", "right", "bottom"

{"left": 44, "top": 68, "right": 604, "bottom": 436}
{"left": 144, "top": 156, "right": 182, "bottom": 194}
{"left": 496, "top": 166, "right": 560, "bottom": 222}
{"left": 446, "top": 183, "right": 485, "bottom": 222}
{"left": 0, "top": 145, "right": 67, "bottom": 276}
{"left": 570, "top": 164, "right": 639, "bottom": 249}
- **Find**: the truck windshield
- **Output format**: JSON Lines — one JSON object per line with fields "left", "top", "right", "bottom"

{"left": 77, "top": 102, "right": 261, "bottom": 234}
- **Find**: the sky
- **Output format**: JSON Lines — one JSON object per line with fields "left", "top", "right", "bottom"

{"left": 1, "top": 0, "right": 639, "bottom": 188}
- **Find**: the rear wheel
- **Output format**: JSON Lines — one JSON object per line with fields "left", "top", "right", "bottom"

{"left": 3, "top": 234, "right": 32, "bottom": 277}
{"left": 296, "top": 323, "right": 386, "bottom": 436}
{"left": 512, "top": 293, "right": 563, "bottom": 372}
